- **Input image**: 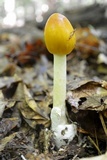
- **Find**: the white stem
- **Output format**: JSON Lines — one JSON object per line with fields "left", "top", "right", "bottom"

{"left": 51, "top": 54, "right": 77, "bottom": 148}
{"left": 53, "top": 54, "right": 66, "bottom": 108}
{"left": 51, "top": 54, "right": 67, "bottom": 129}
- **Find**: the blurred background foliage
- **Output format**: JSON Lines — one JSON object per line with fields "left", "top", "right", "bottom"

{"left": 0, "top": 0, "right": 107, "bottom": 29}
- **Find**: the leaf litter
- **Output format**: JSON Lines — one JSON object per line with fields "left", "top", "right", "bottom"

{"left": 0, "top": 26, "right": 107, "bottom": 159}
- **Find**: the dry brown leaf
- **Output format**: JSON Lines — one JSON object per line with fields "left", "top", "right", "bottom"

{"left": 0, "top": 132, "right": 16, "bottom": 152}
{"left": 13, "top": 82, "right": 50, "bottom": 128}
{"left": 0, "top": 74, "right": 21, "bottom": 89}
{"left": 0, "top": 118, "right": 19, "bottom": 139}
{"left": 17, "top": 39, "right": 49, "bottom": 65}
{"left": 67, "top": 77, "right": 107, "bottom": 111}
{"left": 76, "top": 27, "right": 100, "bottom": 58}
{"left": 67, "top": 76, "right": 107, "bottom": 139}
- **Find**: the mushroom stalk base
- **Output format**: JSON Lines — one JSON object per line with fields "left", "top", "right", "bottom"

{"left": 51, "top": 54, "right": 76, "bottom": 148}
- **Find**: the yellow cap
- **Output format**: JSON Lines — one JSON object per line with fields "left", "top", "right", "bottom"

{"left": 44, "top": 13, "right": 76, "bottom": 55}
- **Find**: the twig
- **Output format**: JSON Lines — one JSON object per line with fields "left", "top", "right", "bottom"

{"left": 88, "top": 136, "right": 102, "bottom": 155}
{"left": 99, "top": 112, "right": 107, "bottom": 136}
{"left": 21, "top": 155, "right": 27, "bottom": 160}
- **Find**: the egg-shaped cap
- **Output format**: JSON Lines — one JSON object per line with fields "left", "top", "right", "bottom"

{"left": 44, "top": 13, "right": 76, "bottom": 55}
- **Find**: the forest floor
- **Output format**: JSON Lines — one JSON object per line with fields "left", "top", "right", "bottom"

{"left": 0, "top": 22, "right": 107, "bottom": 160}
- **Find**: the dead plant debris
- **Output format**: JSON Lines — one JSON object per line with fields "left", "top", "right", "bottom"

{"left": 0, "top": 25, "right": 107, "bottom": 160}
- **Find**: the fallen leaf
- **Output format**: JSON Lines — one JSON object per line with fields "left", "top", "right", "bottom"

{"left": 67, "top": 77, "right": 107, "bottom": 111}
{"left": 17, "top": 39, "right": 49, "bottom": 65}
{"left": 0, "top": 132, "right": 16, "bottom": 151}
{"left": 13, "top": 82, "right": 50, "bottom": 128}
{"left": 0, "top": 74, "right": 21, "bottom": 89}
{"left": 0, "top": 118, "right": 19, "bottom": 139}
{"left": 76, "top": 27, "right": 100, "bottom": 58}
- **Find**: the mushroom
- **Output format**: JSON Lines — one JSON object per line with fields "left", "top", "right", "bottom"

{"left": 44, "top": 13, "right": 77, "bottom": 148}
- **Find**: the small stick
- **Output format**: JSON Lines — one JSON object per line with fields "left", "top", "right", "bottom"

{"left": 88, "top": 136, "right": 102, "bottom": 155}
{"left": 21, "top": 155, "right": 27, "bottom": 160}
{"left": 99, "top": 112, "right": 107, "bottom": 136}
